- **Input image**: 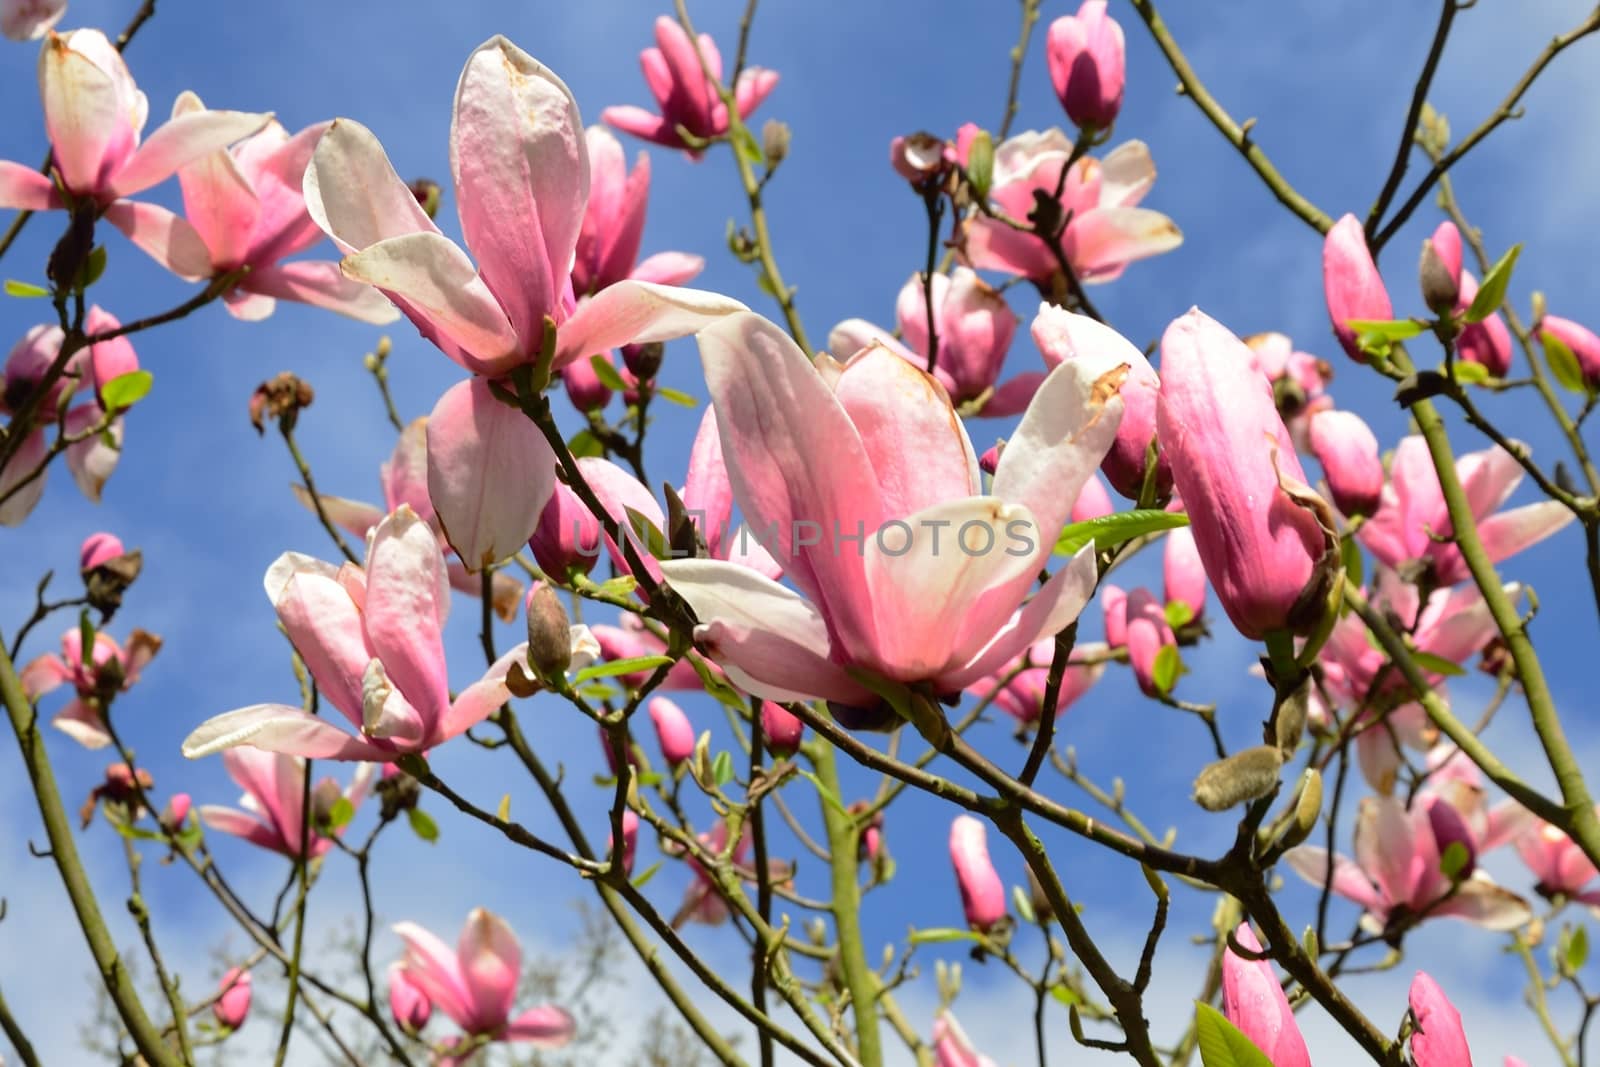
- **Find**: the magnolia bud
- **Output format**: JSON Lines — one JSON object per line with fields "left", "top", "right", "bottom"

{"left": 388, "top": 965, "right": 432, "bottom": 1031}
{"left": 160, "top": 793, "right": 191, "bottom": 832}
{"left": 213, "top": 968, "right": 252, "bottom": 1030}
{"left": 1192, "top": 746, "right": 1284, "bottom": 812}
{"left": 949, "top": 815, "right": 1006, "bottom": 933}
{"left": 978, "top": 442, "right": 1003, "bottom": 476}
{"left": 1025, "top": 866, "right": 1054, "bottom": 922}
{"left": 828, "top": 699, "right": 898, "bottom": 732}
{"left": 409, "top": 178, "right": 442, "bottom": 219}
{"left": 524, "top": 583, "right": 573, "bottom": 680}
{"left": 648, "top": 697, "right": 695, "bottom": 766}
{"left": 1273, "top": 681, "right": 1310, "bottom": 754}
{"left": 609, "top": 809, "right": 640, "bottom": 875}
{"left": 759, "top": 701, "right": 805, "bottom": 758}
{"left": 762, "top": 119, "right": 791, "bottom": 168}
{"left": 1419, "top": 222, "right": 1462, "bottom": 314}
{"left": 621, "top": 341, "right": 665, "bottom": 381}
{"left": 310, "top": 778, "right": 343, "bottom": 828}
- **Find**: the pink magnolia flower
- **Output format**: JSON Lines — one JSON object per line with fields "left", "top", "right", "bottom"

{"left": 590, "top": 612, "right": 706, "bottom": 691}
{"left": 213, "top": 968, "right": 252, "bottom": 1030}
{"left": 1046, "top": 1, "right": 1126, "bottom": 131}
{"left": 1222, "top": 924, "right": 1311, "bottom": 1067}
{"left": 1157, "top": 309, "right": 1329, "bottom": 640}
{"left": 529, "top": 477, "right": 606, "bottom": 579}
{"left": 388, "top": 963, "right": 433, "bottom": 1031}
{"left": 680, "top": 404, "right": 783, "bottom": 577}
{"left": 933, "top": 1011, "right": 998, "bottom": 1067}
{"left": 290, "top": 418, "right": 522, "bottom": 621}
{"left": 1244, "top": 330, "right": 1333, "bottom": 444}
{"left": 965, "top": 637, "right": 1106, "bottom": 724}
{"left": 0, "top": 30, "right": 267, "bottom": 213}
{"left": 829, "top": 267, "right": 1042, "bottom": 417}
{"left": 889, "top": 131, "right": 955, "bottom": 184}
{"left": 1416, "top": 745, "right": 1533, "bottom": 857}
{"left": 79, "top": 530, "right": 125, "bottom": 570}
{"left": 950, "top": 815, "right": 1006, "bottom": 932}
{"left": 1286, "top": 793, "right": 1531, "bottom": 935}
{"left": 1409, "top": 972, "right": 1473, "bottom": 1067}
{"left": 1101, "top": 583, "right": 1129, "bottom": 648}
{"left": 181, "top": 506, "right": 598, "bottom": 762}
{"left": 602, "top": 16, "right": 778, "bottom": 158}
{"left": 301, "top": 37, "right": 744, "bottom": 569}
{"left": 1, "top": 0, "right": 63, "bottom": 40}
{"left": 1455, "top": 270, "right": 1513, "bottom": 378}
{"left": 1307, "top": 408, "right": 1383, "bottom": 518}
{"left": 1360, "top": 435, "right": 1573, "bottom": 585}
{"left": 1034, "top": 305, "right": 1168, "bottom": 498}
{"left": 1318, "top": 569, "right": 1509, "bottom": 791}
{"left": 1163, "top": 525, "right": 1206, "bottom": 621}
{"left": 198, "top": 749, "right": 373, "bottom": 858}
{"left": 658, "top": 311, "right": 1123, "bottom": 707}
{"left": 391, "top": 909, "right": 575, "bottom": 1048}
{"left": 1513, "top": 809, "right": 1600, "bottom": 908}
{"left": 1538, "top": 314, "right": 1600, "bottom": 387}
{"left": 115, "top": 93, "right": 396, "bottom": 324}
{"left": 1119, "top": 587, "right": 1175, "bottom": 696}
{"left": 648, "top": 696, "right": 696, "bottom": 766}
{"left": 960, "top": 133, "right": 1181, "bottom": 287}
{"left": 20, "top": 625, "right": 159, "bottom": 748}
{"left": 1322, "top": 213, "right": 1393, "bottom": 363}
{"left": 573, "top": 126, "right": 704, "bottom": 296}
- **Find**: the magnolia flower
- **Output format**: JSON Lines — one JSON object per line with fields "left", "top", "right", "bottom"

{"left": 1046, "top": 0, "right": 1125, "bottom": 130}
{"left": 391, "top": 909, "right": 575, "bottom": 1048}
{"left": 965, "top": 637, "right": 1106, "bottom": 724}
{"left": 79, "top": 530, "right": 125, "bottom": 571}
{"left": 674, "top": 819, "right": 791, "bottom": 927}
{"left": 658, "top": 312, "right": 1123, "bottom": 707}
{"left": 181, "top": 507, "right": 598, "bottom": 762}
{"left": 198, "top": 749, "right": 373, "bottom": 858}
{"left": 1244, "top": 330, "right": 1333, "bottom": 442}
{"left": 290, "top": 417, "right": 522, "bottom": 620}
{"left": 680, "top": 405, "right": 783, "bottom": 577}
{"left": 301, "top": 36, "right": 744, "bottom": 568}
{"left": 213, "top": 968, "right": 252, "bottom": 1030}
{"left": 1360, "top": 435, "right": 1572, "bottom": 585}
{"left": 950, "top": 815, "right": 1006, "bottom": 932}
{"left": 590, "top": 612, "right": 706, "bottom": 691}
{"left": 1157, "top": 309, "right": 1329, "bottom": 640}
{"left": 388, "top": 963, "right": 433, "bottom": 1031}
{"left": 1287, "top": 793, "right": 1531, "bottom": 936}
{"left": 1118, "top": 587, "right": 1175, "bottom": 696}
{"left": 20, "top": 626, "right": 159, "bottom": 748}
{"left": 933, "top": 1011, "right": 998, "bottom": 1067}
{"left": 113, "top": 93, "right": 396, "bottom": 324}
{"left": 1322, "top": 213, "right": 1393, "bottom": 362}
{"left": 1222, "top": 924, "right": 1311, "bottom": 1067}
{"left": 0, "top": 0, "right": 64, "bottom": 40}
{"left": 0, "top": 30, "right": 268, "bottom": 213}
{"left": 573, "top": 126, "right": 703, "bottom": 296}
{"left": 960, "top": 132, "right": 1181, "bottom": 287}
{"left": 829, "top": 268, "right": 1042, "bottom": 417}
{"left": 1513, "top": 808, "right": 1600, "bottom": 908}
{"left": 602, "top": 16, "right": 779, "bottom": 158}
{"left": 1307, "top": 408, "right": 1383, "bottom": 518}
{"left": 1454, "top": 270, "right": 1514, "bottom": 378}
{"left": 1409, "top": 972, "right": 1474, "bottom": 1067}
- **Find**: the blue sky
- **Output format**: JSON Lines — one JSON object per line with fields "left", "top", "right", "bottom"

{"left": 3, "top": 0, "right": 1599, "bottom": 1063}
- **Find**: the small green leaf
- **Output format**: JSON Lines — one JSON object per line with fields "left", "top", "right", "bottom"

{"left": 1465, "top": 244, "right": 1521, "bottom": 324}
{"left": 655, "top": 386, "right": 699, "bottom": 408}
{"left": 907, "top": 927, "right": 982, "bottom": 946}
{"left": 76, "top": 245, "right": 107, "bottom": 291}
{"left": 966, "top": 130, "right": 995, "bottom": 201}
{"left": 1050, "top": 984, "right": 1081, "bottom": 1007}
{"left": 1055, "top": 509, "right": 1189, "bottom": 557}
{"left": 1339, "top": 534, "right": 1364, "bottom": 592}
{"left": 1012, "top": 884, "right": 1036, "bottom": 925}
{"left": 567, "top": 429, "right": 605, "bottom": 458}
{"left": 1448, "top": 360, "right": 1490, "bottom": 385}
{"left": 1543, "top": 331, "right": 1589, "bottom": 395}
{"left": 1194, "top": 1002, "right": 1275, "bottom": 1067}
{"left": 1349, "top": 318, "right": 1426, "bottom": 345}
{"left": 732, "top": 124, "right": 764, "bottom": 167}
{"left": 571, "top": 655, "right": 675, "bottom": 684}
{"left": 1152, "top": 645, "right": 1181, "bottom": 696}
{"left": 496, "top": 794, "right": 511, "bottom": 822}
{"left": 1439, "top": 841, "right": 1471, "bottom": 881}
{"left": 631, "top": 861, "right": 663, "bottom": 888}
{"left": 622, "top": 505, "right": 670, "bottom": 560}
{"left": 588, "top": 354, "right": 628, "bottom": 392}
{"left": 1164, "top": 600, "right": 1195, "bottom": 629}
{"left": 326, "top": 797, "right": 355, "bottom": 830}
{"left": 1410, "top": 650, "right": 1466, "bottom": 677}
{"left": 711, "top": 750, "right": 735, "bottom": 787}
{"left": 407, "top": 807, "right": 439, "bottom": 843}
{"left": 1566, "top": 924, "right": 1589, "bottom": 975}
{"left": 100, "top": 369, "right": 153, "bottom": 411}
{"left": 594, "top": 575, "right": 639, "bottom": 599}
{"left": 4, "top": 279, "right": 49, "bottom": 298}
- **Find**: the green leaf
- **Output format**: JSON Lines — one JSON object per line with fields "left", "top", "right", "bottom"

{"left": 1339, "top": 534, "right": 1364, "bottom": 592}
{"left": 655, "top": 386, "right": 698, "bottom": 408}
{"left": 1543, "top": 331, "right": 1589, "bottom": 395}
{"left": 1050, "top": 984, "right": 1081, "bottom": 1007}
{"left": 1194, "top": 1002, "right": 1275, "bottom": 1067}
{"left": 567, "top": 429, "right": 605, "bottom": 458}
{"left": 711, "top": 750, "right": 735, "bottom": 787}
{"left": 1012, "top": 884, "right": 1036, "bottom": 925}
{"left": 407, "top": 807, "right": 439, "bottom": 843}
{"left": 966, "top": 130, "right": 995, "bottom": 201}
{"left": 100, "top": 369, "right": 153, "bottom": 411}
{"left": 588, "top": 354, "right": 628, "bottom": 392}
{"left": 631, "top": 861, "right": 663, "bottom": 889}
{"left": 1465, "top": 244, "right": 1521, "bottom": 324}
{"left": 1164, "top": 600, "right": 1195, "bottom": 629}
{"left": 571, "top": 655, "right": 675, "bottom": 684}
{"left": 732, "top": 124, "right": 764, "bottom": 167}
{"left": 1055, "top": 509, "right": 1189, "bottom": 557}
{"left": 76, "top": 245, "right": 107, "bottom": 291}
{"left": 1152, "top": 645, "right": 1181, "bottom": 696}
{"left": 1410, "top": 650, "right": 1466, "bottom": 677}
{"left": 1439, "top": 840, "right": 1471, "bottom": 881}
{"left": 594, "top": 575, "right": 639, "bottom": 600}
{"left": 1567, "top": 924, "right": 1589, "bottom": 975}
{"left": 622, "top": 505, "right": 670, "bottom": 561}
{"left": 4, "top": 279, "right": 49, "bottom": 298}
{"left": 1448, "top": 360, "right": 1490, "bottom": 386}
{"left": 1348, "top": 318, "right": 1426, "bottom": 360}
{"left": 325, "top": 797, "right": 355, "bottom": 830}
{"left": 907, "top": 927, "right": 982, "bottom": 946}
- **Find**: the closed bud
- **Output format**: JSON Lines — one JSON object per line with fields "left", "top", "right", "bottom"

{"left": 1025, "top": 866, "right": 1054, "bottom": 921}
{"left": 978, "top": 441, "right": 1003, "bottom": 476}
{"left": 1322, "top": 214, "right": 1393, "bottom": 363}
{"left": 1273, "top": 681, "right": 1310, "bottom": 754}
{"left": 408, "top": 178, "right": 442, "bottom": 219}
{"left": 1192, "top": 745, "right": 1284, "bottom": 812}
{"left": 1046, "top": 1, "right": 1126, "bottom": 131}
{"left": 1162, "top": 526, "right": 1206, "bottom": 624}
{"left": 759, "top": 701, "right": 805, "bottom": 758}
{"left": 524, "top": 583, "right": 573, "bottom": 680}
{"left": 213, "top": 968, "right": 252, "bottom": 1030}
{"left": 388, "top": 964, "right": 432, "bottom": 1031}
{"left": 608, "top": 809, "right": 639, "bottom": 875}
{"left": 160, "top": 793, "right": 191, "bottom": 832}
{"left": 1286, "top": 768, "right": 1323, "bottom": 848}
{"left": 949, "top": 815, "right": 1006, "bottom": 932}
{"left": 621, "top": 341, "right": 665, "bottom": 381}
{"left": 648, "top": 696, "right": 695, "bottom": 766}
{"left": 1307, "top": 408, "right": 1383, "bottom": 518}
{"left": 1419, "top": 222, "right": 1462, "bottom": 314}
{"left": 761, "top": 119, "right": 791, "bottom": 168}
{"left": 560, "top": 355, "right": 613, "bottom": 413}
{"left": 1539, "top": 314, "right": 1600, "bottom": 389}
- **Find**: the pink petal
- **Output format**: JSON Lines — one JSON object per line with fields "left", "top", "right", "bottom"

{"left": 181, "top": 703, "right": 391, "bottom": 761}
{"left": 631, "top": 251, "right": 704, "bottom": 286}
{"left": 1283, "top": 846, "right": 1385, "bottom": 915}
{"left": 392, "top": 921, "right": 474, "bottom": 1027}
{"left": 270, "top": 559, "right": 372, "bottom": 729}
{"left": 1, "top": 0, "right": 65, "bottom": 40}
{"left": 1408, "top": 972, "right": 1474, "bottom": 1067}
{"left": 1066, "top": 206, "right": 1183, "bottom": 282}
{"left": 552, "top": 280, "right": 745, "bottom": 373}
{"left": 52, "top": 697, "right": 111, "bottom": 749}
{"left": 455, "top": 907, "right": 521, "bottom": 1032}
{"left": 198, "top": 805, "right": 288, "bottom": 854}
{"left": 1222, "top": 924, "right": 1312, "bottom": 1067}
{"left": 505, "top": 1005, "right": 577, "bottom": 1047}
{"left": 0, "top": 427, "right": 47, "bottom": 526}
{"left": 364, "top": 506, "right": 452, "bottom": 729}
{"left": 683, "top": 405, "right": 732, "bottom": 558}
{"left": 110, "top": 108, "right": 273, "bottom": 198}
{"left": 0, "top": 159, "right": 60, "bottom": 209}
{"left": 102, "top": 199, "right": 214, "bottom": 280}
{"left": 979, "top": 371, "right": 1047, "bottom": 418}
{"left": 64, "top": 403, "right": 119, "bottom": 502}
{"left": 244, "top": 261, "right": 401, "bottom": 325}
{"left": 1434, "top": 875, "right": 1533, "bottom": 931}
{"left": 170, "top": 91, "right": 261, "bottom": 270}
{"left": 599, "top": 105, "right": 676, "bottom": 149}
{"left": 288, "top": 484, "right": 384, "bottom": 539}
{"left": 39, "top": 32, "right": 128, "bottom": 196}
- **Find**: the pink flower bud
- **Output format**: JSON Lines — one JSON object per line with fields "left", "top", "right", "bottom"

{"left": 1157, "top": 309, "right": 1328, "bottom": 640}
{"left": 1072, "top": 473, "right": 1114, "bottom": 523}
{"left": 1455, "top": 271, "right": 1513, "bottom": 378}
{"left": 213, "top": 968, "right": 252, "bottom": 1030}
{"left": 1539, "top": 314, "right": 1600, "bottom": 387}
{"left": 1162, "top": 526, "right": 1206, "bottom": 621}
{"left": 932, "top": 1011, "right": 997, "bottom": 1067}
{"left": 1323, "top": 214, "right": 1393, "bottom": 363}
{"left": 1408, "top": 972, "right": 1473, "bottom": 1067}
{"left": 1046, "top": 1, "right": 1126, "bottom": 131}
{"left": 609, "top": 809, "right": 640, "bottom": 875}
{"left": 1124, "top": 588, "right": 1175, "bottom": 696}
{"left": 898, "top": 268, "right": 1017, "bottom": 407}
{"left": 759, "top": 701, "right": 805, "bottom": 758}
{"left": 388, "top": 964, "right": 433, "bottom": 1031}
{"left": 949, "top": 815, "right": 1006, "bottom": 932}
{"left": 1425, "top": 796, "right": 1477, "bottom": 880}
{"left": 599, "top": 726, "right": 637, "bottom": 776}
{"left": 561, "top": 353, "right": 614, "bottom": 412}
{"left": 79, "top": 531, "right": 126, "bottom": 571}
{"left": 1420, "top": 222, "right": 1463, "bottom": 313}
{"left": 529, "top": 481, "right": 604, "bottom": 578}
{"left": 160, "top": 793, "right": 191, "bottom": 831}
{"left": 1308, "top": 409, "right": 1384, "bottom": 518}
{"left": 648, "top": 697, "right": 696, "bottom": 766}
{"left": 978, "top": 443, "right": 1001, "bottom": 475}
{"left": 1222, "top": 924, "right": 1311, "bottom": 1067}
{"left": 1101, "top": 584, "right": 1128, "bottom": 648}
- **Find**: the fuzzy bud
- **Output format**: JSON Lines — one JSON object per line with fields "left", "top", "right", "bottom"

{"left": 524, "top": 583, "right": 573, "bottom": 680}
{"left": 1192, "top": 746, "right": 1284, "bottom": 812}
